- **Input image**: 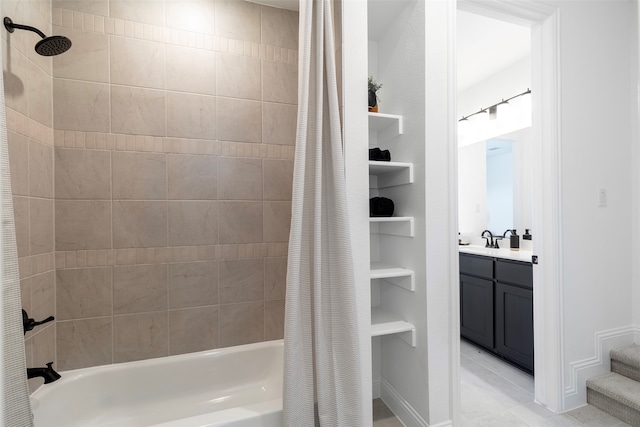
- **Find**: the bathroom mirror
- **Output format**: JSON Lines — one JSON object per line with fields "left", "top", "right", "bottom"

{"left": 458, "top": 127, "right": 532, "bottom": 240}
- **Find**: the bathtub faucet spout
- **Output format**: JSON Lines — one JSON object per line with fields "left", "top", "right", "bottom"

{"left": 27, "top": 362, "right": 61, "bottom": 384}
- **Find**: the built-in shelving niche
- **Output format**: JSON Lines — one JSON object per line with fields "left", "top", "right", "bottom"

{"left": 368, "top": 111, "right": 416, "bottom": 347}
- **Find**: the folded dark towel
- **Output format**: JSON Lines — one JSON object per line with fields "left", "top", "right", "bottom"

{"left": 370, "top": 197, "right": 394, "bottom": 217}
{"left": 369, "top": 147, "right": 391, "bottom": 161}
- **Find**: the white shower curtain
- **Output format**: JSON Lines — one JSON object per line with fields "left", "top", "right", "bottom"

{"left": 0, "top": 42, "right": 34, "bottom": 426}
{"left": 283, "top": 0, "right": 363, "bottom": 426}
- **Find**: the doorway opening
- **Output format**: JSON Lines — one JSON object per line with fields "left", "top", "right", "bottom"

{"left": 453, "top": 0, "right": 565, "bottom": 420}
{"left": 456, "top": 10, "right": 536, "bottom": 423}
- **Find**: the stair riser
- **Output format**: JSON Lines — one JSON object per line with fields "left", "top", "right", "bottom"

{"left": 587, "top": 388, "right": 640, "bottom": 427}
{"left": 612, "top": 359, "right": 640, "bottom": 382}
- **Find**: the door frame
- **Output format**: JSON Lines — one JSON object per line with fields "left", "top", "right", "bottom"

{"left": 455, "top": 0, "right": 565, "bottom": 413}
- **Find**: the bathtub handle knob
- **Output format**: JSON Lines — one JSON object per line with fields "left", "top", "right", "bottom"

{"left": 22, "top": 309, "right": 55, "bottom": 335}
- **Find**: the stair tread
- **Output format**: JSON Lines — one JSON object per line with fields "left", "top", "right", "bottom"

{"left": 587, "top": 372, "right": 640, "bottom": 411}
{"left": 611, "top": 344, "right": 640, "bottom": 368}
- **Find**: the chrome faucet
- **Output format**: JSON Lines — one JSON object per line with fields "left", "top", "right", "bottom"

{"left": 27, "top": 362, "right": 60, "bottom": 384}
{"left": 481, "top": 230, "right": 494, "bottom": 248}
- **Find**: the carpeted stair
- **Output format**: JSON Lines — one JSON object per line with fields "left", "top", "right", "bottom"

{"left": 587, "top": 344, "right": 640, "bottom": 426}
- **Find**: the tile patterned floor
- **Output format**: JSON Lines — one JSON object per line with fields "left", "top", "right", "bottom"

{"left": 373, "top": 340, "right": 634, "bottom": 426}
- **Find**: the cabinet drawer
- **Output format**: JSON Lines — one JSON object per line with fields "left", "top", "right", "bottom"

{"left": 496, "top": 260, "right": 532, "bottom": 289}
{"left": 459, "top": 254, "right": 493, "bottom": 278}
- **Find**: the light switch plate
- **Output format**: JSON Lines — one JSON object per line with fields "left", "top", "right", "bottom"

{"left": 598, "top": 187, "right": 607, "bottom": 207}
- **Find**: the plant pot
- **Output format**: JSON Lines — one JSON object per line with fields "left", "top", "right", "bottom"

{"left": 368, "top": 90, "right": 377, "bottom": 111}
{"left": 369, "top": 104, "right": 378, "bottom": 112}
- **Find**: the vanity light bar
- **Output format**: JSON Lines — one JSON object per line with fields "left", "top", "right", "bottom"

{"left": 458, "top": 88, "right": 531, "bottom": 122}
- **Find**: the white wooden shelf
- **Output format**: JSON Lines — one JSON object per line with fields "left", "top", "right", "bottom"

{"left": 371, "top": 307, "right": 416, "bottom": 347}
{"left": 369, "top": 216, "right": 414, "bottom": 237}
{"left": 368, "top": 112, "right": 403, "bottom": 143}
{"left": 369, "top": 161, "right": 413, "bottom": 188}
{"left": 370, "top": 262, "right": 415, "bottom": 291}
{"left": 368, "top": 113, "right": 402, "bottom": 132}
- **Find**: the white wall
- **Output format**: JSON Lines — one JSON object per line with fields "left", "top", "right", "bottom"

{"left": 555, "top": 0, "right": 636, "bottom": 407}
{"left": 513, "top": 128, "right": 533, "bottom": 237}
{"left": 458, "top": 57, "right": 531, "bottom": 119}
{"left": 424, "top": 1, "right": 458, "bottom": 423}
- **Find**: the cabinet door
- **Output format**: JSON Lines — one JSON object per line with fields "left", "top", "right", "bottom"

{"left": 460, "top": 274, "right": 494, "bottom": 350}
{"left": 495, "top": 282, "right": 534, "bottom": 372}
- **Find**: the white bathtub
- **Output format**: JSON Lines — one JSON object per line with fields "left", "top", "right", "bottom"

{"left": 30, "top": 340, "right": 283, "bottom": 427}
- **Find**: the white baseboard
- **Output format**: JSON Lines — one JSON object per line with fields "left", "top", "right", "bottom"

{"left": 373, "top": 376, "right": 381, "bottom": 399}
{"left": 563, "top": 325, "right": 639, "bottom": 410}
{"left": 380, "top": 378, "right": 434, "bottom": 427}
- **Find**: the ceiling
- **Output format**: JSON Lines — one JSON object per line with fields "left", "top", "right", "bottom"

{"left": 457, "top": 10, "right": 530, "bottom": 92}
{"left": 246, "top": 2, "right": 530, "bottom": 94}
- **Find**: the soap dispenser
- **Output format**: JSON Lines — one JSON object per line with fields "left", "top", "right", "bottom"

{"left": 509, "top": 229, "right": 519, "bottom": 251}
{"left": 503, "top": 229, "right": 520, "bottom": 251}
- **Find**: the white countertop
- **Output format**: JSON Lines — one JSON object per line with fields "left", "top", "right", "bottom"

{"left": 459, "top": 245, "right": 534, "bottom": 263}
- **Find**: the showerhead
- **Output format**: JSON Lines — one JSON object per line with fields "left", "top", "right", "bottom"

{"left": 4, "top": 17, "right": 71, "bottom": 56}
{"left": 35, "top": 35, "right": 72, "bottom": 56}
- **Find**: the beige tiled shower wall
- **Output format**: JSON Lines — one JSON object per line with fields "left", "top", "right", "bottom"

{"left": 5, "top": 0, "right": 298, "bottom": 378}
{"left": 1, "top": 0, "right": 57, "bottom": 392}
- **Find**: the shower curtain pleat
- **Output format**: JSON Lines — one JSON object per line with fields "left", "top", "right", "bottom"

{"left": 283, "top": 0, "right": 363, "bottom": 426}
{"left": 0, "top": 42, "right": 35, "bottom": 426}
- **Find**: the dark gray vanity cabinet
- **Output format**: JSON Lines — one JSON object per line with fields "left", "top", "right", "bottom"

{"left": 460, "top": 255, "right": 494, "bottom": 349}
{"left": 459, "top": 253, "right": 534, "bottom": 374}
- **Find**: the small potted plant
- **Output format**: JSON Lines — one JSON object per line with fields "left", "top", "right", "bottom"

{"left": 368, "top": 76, "right": 382, "bottom": 112}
